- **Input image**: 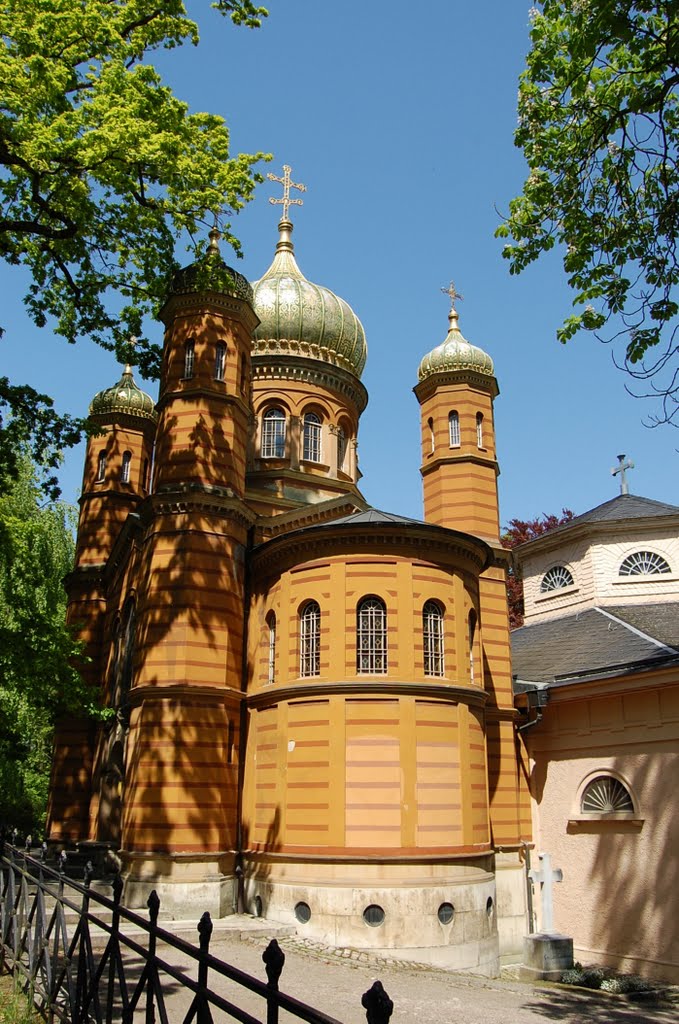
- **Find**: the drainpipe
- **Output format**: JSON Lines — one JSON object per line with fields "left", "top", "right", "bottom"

{"left": 517, "top": 684, "right": 549, "bottom": 732}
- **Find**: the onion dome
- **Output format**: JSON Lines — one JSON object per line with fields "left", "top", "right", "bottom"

{"left": 252, "top": 218, "right": 367, "bottom": 378}
{"left": 418, "top": 300, "right": 494, "bottom": 382}
{"left": 89, "top": 365, "right": 157, "bottom": 424}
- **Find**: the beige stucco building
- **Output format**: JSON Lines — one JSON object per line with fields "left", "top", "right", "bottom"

{"left": 47, "top": 191, "right": 531, "bottom": 975}
{"left": 512, "top": 494, "right": 679, "bottom": 982}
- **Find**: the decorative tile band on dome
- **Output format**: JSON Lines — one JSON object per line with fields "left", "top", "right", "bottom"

{"left": 252, "top": 218, "right": 368, "bottom": 379}
{"left": 418, "top": 306, "right": 494, "bottom": 382}
{"left": 89, "top": 366, "right": 158, "bottom": 423}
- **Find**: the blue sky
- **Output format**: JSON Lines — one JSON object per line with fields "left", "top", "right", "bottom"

{"left": 3, "top": 1, "right": 678, "bottom": 523}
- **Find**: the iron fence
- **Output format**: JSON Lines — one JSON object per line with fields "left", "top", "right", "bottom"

{"left": 0, "top": 841, "right": 393, "bottom": 1024}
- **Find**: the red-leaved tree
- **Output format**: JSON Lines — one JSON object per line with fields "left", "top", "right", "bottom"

{"left": 501, "top": 509, "right": 575, "bottom": 629}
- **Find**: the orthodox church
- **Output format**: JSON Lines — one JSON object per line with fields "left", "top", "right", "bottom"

{"left": 47, "top": 169, "right": 530, "bottom": 974}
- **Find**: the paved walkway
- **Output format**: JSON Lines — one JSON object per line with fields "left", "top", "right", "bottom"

{"left": 139, "top": 925, "right": 678, "bottom": 1024}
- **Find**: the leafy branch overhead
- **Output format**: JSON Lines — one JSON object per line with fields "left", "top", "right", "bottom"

{"left": 498, "top": 2, "right": 679, "bottom": 421}
{"left": 0, "top": 0, "right": 270, "bottom": 484}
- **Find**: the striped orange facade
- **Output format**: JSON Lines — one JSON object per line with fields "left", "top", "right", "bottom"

{"left": 48, "top": 230, "right": 529, "bottom": 970}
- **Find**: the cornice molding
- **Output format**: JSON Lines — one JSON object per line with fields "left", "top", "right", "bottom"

{"left": 420, "top": 452, "right": 499, "bottom": 477}
{"left": 158, "top": 290, "right": 260, "bottom": 333}
{"left": 128, "top": 683, "right": 244, "bottom": 707}
{"left": 146, "top": 486, "right": 258, "bottom": 528}
{"left": 156, "top": 385, "right": 250, "bottom": 418}
{"left": 248, "top": 679, "right": 488, "bottom": 709}
{"left": 414, "top": 368, "right": 499, "bottom": 401}
{"left": 252, "top": 355, "right": 368, "bottom": 413}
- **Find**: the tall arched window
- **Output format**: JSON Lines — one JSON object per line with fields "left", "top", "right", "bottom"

{"left": 300, "top": 601, "right": 321, "bottom": 677}
{"left": 261, "top": 408, "right": 286, "bottom": 458}
{"left": 184, "top": 338, "right": 195, "bottom": 379}
{"left": 121, "top": 451, "right": 132, "bottom": 484}
{"left": 468, "top": 609, "right": 477, "bottom": 683}
{"left": 214, "top": 342, "right": 226, "bottom": 381}
{"left": 423, "top": 601, "right": 444, "bottom": 676}
{"left": 428, "top": 417, "right": 435, "bottom": 453}
{"left": 476, "top": 412, "right": 484, "bottom": 448}
{"left": 302, "top": 412, "right": 322, "bottom": 463}
{"left": 266, "top": 611, "right": 276, "bottom": 685}
{"left": 337, "top": 426, "right": 348, "bottom": 472}
{"left": 96, "top": 450, "right": 107, "bottom": 482}
{"left": 449, "top": 411, "right": 460, "bottom": 447}
{"left": 357, "top": 597, "right": 387, "bottom": 674}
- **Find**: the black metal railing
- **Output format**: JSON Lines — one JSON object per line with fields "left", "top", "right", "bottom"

{"left": 0, "top": 841, "right": 394, "bottom": 1024}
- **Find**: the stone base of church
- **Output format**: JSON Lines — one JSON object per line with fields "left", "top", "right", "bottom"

{"left": 243, "top": 853, "right": 500, "bottom": 975}
{"left": 493, "top": 850, "right": 529, "bottom": 963}
{"left": 120, "top": 851, "right": 237, "bottom": 920}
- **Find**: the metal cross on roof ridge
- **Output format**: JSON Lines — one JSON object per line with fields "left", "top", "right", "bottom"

{"left": 612, "top": 453, "right": 634, "bottom": 495}
{"left": 267, "top": 164, "right": 306, "bottom": 220}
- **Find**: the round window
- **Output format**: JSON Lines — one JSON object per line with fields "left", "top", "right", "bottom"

{"left": 437, "top": 902, "right": 455, "bottom": 925}
{"left": 294, "top": 901, "right": 311, "bottom": 923}
{"left": 363, "top": 904, "right": 385, "bottom": 927}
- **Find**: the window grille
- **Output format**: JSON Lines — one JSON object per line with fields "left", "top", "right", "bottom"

{"left": 261, "top": 408, "right": 286, "bottom": 458}
{"left": 540, "top": 565, "right": 574, "bottom": 592}
{"left": 303, "top": 412, "right": 322, "bottom": 462}
{"left": 449, "top": 411, "right": 460, "bottom": 447}
{"left": 581, "top": 776, "right": 634, "bottom": 814}
{"left": 423, "top": 601, "right": 445, "bottom": 676}
{"left": 357, "top": 597, "right": 387, "bottom": 674}
{"left": 121, "top": 451, "right": 132, "bottom": 484}
{"left": 300, "top": 601, "right": 321, "bottom": 677}
{"left": 96, "top": 451, "right": 106, "bottom": 482}
{"left": 214, "top": 342, "right": 226, "bottom": 381}
{"left": 267, "top": 613, "right": 276, "bottom": 685}
{"left": 619, "top": 550, "right": 671, "bottom": 576}
{"left": 184, "top": 339, "right": 195, "bottom": 379}
{"left": 476, "top": 412, "right": 484, "bottom": 448}
{"left": 337, "top": 426, "right": 348, "bottom": 472}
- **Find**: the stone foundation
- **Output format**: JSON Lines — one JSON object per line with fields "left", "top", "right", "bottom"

{"left": 121, "top": 851, "right": 237, "bottom": 919}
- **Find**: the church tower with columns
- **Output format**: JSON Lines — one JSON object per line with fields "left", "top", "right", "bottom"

{"left": 48, "top": 167, "right": 529, "bottom": 974}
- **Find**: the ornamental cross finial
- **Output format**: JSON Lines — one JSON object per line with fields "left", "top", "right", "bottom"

{"left": 267, "top": 164, "right": 306, "bottom": 220}
{"left": 612, "top": 453, "right": 634, "bottom": 496}
{"left": 441, "top": 280, "right": 464, "bottom": 310}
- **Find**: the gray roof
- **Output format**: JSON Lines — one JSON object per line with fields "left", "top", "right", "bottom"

{"left": 512, "top": 603, "right": 679, "bottom": 685}
{"left": 521, "top": 495, "right": 679, "bottom": 549}
{"left": 318, "top": 508, "right": 428, "bottom": 528}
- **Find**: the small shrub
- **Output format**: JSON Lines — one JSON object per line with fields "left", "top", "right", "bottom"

{"left": 560, "top": 966, "right": 607, "bottom": 988}
{"left": 600, "top": 975, "right": 654, "bottom": 994}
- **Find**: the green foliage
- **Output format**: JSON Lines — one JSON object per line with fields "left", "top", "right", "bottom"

{"left": 0, "top": 0, "right": 270, "bottom": 488}
{"left": 498, "top": 2, "right": 679, "bottom": 420}
{"left": 0, "top": 457, "right": 97, "bottom": 830}
{"left": 0, "top": 976, "right": 40, "bottom": 1024}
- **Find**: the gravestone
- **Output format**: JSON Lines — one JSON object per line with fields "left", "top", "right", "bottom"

{"left": 520, "top": 852, "right": 574, "bottom": 982}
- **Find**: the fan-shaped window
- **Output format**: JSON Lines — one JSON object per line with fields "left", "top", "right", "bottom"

{"left": 214, "top": 342, "right": 226, "bottom": 381}
{"left": 266, "top": 612, "right": 276, "bottom": 685}
{"left": 121, "top": 451, "right": 132, "bottom": 484}
{"left": 619, "top": 551, "right": 671, "bottom": 576}
{"left": 476, "top": 412, "right": 484, "bottom": 448}
{"left": 540, "top": 565, "right": 574, "bottom": 593}
{"left": 261, "top": 408, "right": 286, "bottom": 458}
{"left": 581, "top": 776, "right": 634, "bottom": 814}
{"left": 302, "top": 412, "right": 322, "bottom": 463}
{"left": 184, "top": 338, "right": 195, "bottom": 379}
{"left": 357, "top": 597, "right": 387, "bottom": 674}
{"left": 449, "top": 411, "right": 460, "bottom": 447}
{"left": 423, "top": 601, "right": 444, "bottom": 677}
{"left": 300, "top": 601, "right": 321, "bottom": 677}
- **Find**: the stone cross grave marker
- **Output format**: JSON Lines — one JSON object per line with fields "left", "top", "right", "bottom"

{"left": 529, "top": 851, "right": 563, "bottom": 934}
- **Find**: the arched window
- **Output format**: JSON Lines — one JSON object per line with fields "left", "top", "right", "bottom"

{"left": 142, "top": 458, "right": 149, "bottom": 491}
{"left": 121, "top": 451, "right": 132, "bottom": 484}
{"left": 423, "top": 601, "right": 444, "bottom": 676}
{"left": 449, "top": 411, "right": 460, "bottom": 447}
{"left": 476, "top": 412, "right": 484, "bottom": 448}
{"left": 581, "top": 775, "right": 634, "bottom": 814}
{"left": 118, "top": 599, "right": 136, "bottom": 710}
{"left": 239, "top": 353, "right": 248, "bottom": 395}
{"left": 184, "top": 338, "right": 195, "bottom": 379}
{"left": 261, "top": 408, "right": 286, "bottom": 458}
{"left": 357, "top": 597, "right": 387, "bottom": 674}
{"left": 96, "top": 450, "right": 107, "bottom": 482}
{"left": 299, "top": 601, "right": 321, "bottom": 677}
{"left": 468, "top": 609, "right": 477, "bottom": 683}
{"left": 619, "top": 551, "right": 671, "bottom": 576}
{"left": 302, "top": 412, "right": 322, "bottom": 463}
{"left": 214, "top": 342, "right": 226, "bottom": 381}
{"left": 266, "top": 611, "right": 276, "bottom": 685}
{"left": 337, "top": 426, "right": 348, "bottom": 473}
{"left": 428, "top": 417, "right": 435, "bottom": 453}
{"left": 540, "top": 565, "right": 574, "bottom": 592}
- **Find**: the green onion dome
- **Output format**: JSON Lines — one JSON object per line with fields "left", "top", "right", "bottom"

{"left": 418, "top": 304, "right": 494, "bottom": 382}
{"left": 89, "top": 365, "right": 157, "bottom": 424}
{"left": 252, "top": 219, "right": 367, "bottom": 378}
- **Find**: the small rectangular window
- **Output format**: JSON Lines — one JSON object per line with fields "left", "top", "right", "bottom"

{"left": 184, "top": 339, "right": 195, "bottom": 379}
{"left": 449, "top": 411, "right": 460, "bottom": 447}
{"left": 214, "top": 342, "right": 226, "bottom": 381}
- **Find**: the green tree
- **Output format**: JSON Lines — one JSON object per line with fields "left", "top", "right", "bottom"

{"left": 498, "top": 2, "right": 679, "bottom": 421}
{"left": 0, "top": 0, "right": 269, "bottom": 492}
{"left": 0, "top": 457, "right": 96, "bottom": 830}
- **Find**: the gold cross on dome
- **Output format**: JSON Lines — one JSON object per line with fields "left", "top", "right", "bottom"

{"left": 268, "top": 164, "right": 307, "bottom": 220}
{"left": 441, "top": 281, "right": 464, "bottom": 309}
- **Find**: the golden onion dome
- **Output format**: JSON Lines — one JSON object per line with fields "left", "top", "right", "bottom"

{"left": 418, "top": 303, "right": 494, "bottom": 382}
{"left": 252, "top": 219, "right": 367, "bottom": 378}
{"left": 89, "top": 365, "right": 157, "bottom": 424}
